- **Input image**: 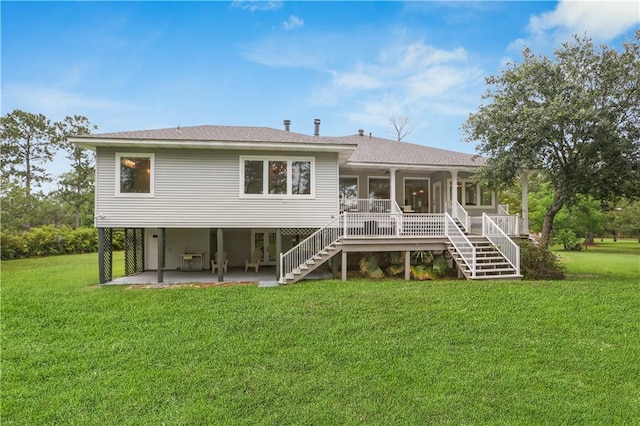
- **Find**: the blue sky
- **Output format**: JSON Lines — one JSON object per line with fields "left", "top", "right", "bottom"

{"left": 2, "top": 1, "right": 639, "bottom": 166}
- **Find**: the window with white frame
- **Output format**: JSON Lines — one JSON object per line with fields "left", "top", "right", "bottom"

{"left": 116, "top": 153, "right": 154, "bottom": 196}
{"left": 241, "top": 156, "right": 314, "bottom": 197}
{"left": 447, "top": 179, "right": 494, "bottom": 207}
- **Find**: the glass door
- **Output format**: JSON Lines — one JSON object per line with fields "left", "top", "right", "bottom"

{"left": 251, "top": 230, "right": 277, "bottom": 265}
{"left": 404, "top": 178, "right": 430, "bottom": 213}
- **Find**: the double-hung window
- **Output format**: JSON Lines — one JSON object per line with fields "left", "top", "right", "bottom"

{"left": 116, "top": 153, "right": 154, "bottom": 196}
{"left": 241, "top": 156, "right": 314, "bottom": 197}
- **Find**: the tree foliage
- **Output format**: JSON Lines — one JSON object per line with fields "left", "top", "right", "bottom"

{"left": 54, "top": 115, "right": 97, "bottom": 227}
{"left": 464, "top": 32, "right": 640, "bottom": 245}
{"left": 1, "top": 109, "right": 58, "bottom": 199}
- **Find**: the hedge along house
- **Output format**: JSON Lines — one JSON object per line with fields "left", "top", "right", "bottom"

{"left": 70, "top": 119, "right": 530, "bottom": 285}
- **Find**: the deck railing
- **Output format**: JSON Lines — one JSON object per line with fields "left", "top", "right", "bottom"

{"left": 444, "top": 212, "right": 476, "bottom": 277}
{"left": 454, "top": 201, "right": 470, "bottom": 232}
{"left": 486, "top": 215, "right": 519, "bottom": 236}
{"left": 280, "top": 215, "right": 344, "bottom": 282}
{"left": 339, "top": 198, "right": 394, "bottom": 213}
{"left": 483, "top": 213, "right": 520, "bottom": 275}
{"left": 498, "top": 204, "right": 510, "bottom": 215}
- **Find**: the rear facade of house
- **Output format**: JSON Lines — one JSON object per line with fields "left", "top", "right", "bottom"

{"left": 71, "top": 121, "right": 529, "bottom": 285}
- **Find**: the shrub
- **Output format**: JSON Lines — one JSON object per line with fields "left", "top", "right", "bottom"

{"left": 554, "top": 229, "right": 583, "bottom": 251}
{"left": 518, "top": 239, "right": 565, "bottom": 280}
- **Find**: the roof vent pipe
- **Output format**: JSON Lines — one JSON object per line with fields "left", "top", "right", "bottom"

{"left": 358, "top": 129, "right": 364, "bottom": 137}
{"left": 283, "top": 120, "right": 291, "bottom": 131}
{"left": 314, "top": 118, "right": 321, "bottom": 136}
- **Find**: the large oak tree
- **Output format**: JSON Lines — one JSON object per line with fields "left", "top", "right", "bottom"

{"left": 463, "top": 32, "right": 640, "bottom": 245}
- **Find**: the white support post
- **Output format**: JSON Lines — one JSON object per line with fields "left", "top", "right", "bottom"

{"left": 521, "top": 171, "right": 529, "bottom": 236}
{"left": 451, "top": 170, "right": 458, "bottom": 218}
{"left": 389, "top": 168, "right": 397, "bottom": 212}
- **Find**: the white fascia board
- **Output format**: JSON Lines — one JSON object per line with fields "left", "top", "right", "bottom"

{"left": 345, "top": 161, "right": 482, "bottom": 172}
{"left": 68, "top": 137, "right": 357, "bottom": 154}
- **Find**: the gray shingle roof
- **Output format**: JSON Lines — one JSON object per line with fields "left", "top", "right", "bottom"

{"left": 81, "top": 125, "right": 485, "bottom": 168}
{"left": 340, "top": 134, "right": 486, "bottom": 167}
{"left": 84, "top": 125, "right": 349, "bottom": 145}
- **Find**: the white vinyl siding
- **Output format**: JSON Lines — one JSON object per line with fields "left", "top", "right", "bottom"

{"left": 95, "top": 148, "right": 338, "bottom": 228}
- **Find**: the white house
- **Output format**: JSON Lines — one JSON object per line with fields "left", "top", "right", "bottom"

{"left": 70, "top": 119, "right": 529, "bottom": 285}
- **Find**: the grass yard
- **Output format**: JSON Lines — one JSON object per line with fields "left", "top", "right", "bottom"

{"left": 2, "top": 242, "right": 639, "bottom": 424}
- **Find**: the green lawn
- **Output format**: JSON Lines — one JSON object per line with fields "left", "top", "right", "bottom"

{"left": 2, "top": 242, "right": 639, "bottom": 424}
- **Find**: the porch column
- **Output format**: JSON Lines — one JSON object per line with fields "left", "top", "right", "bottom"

{"left": 451, "top": 170, "right": 459, "bottom": 217}
{"left": 521, "top": 171, "right": 529, "bottom": 235}
{"left": 217, "top": 228, "right": 224, "bottom": 282}
{"left": 157, "top": 228, "right": 165, "bottom": 284}
{"left": 404, "top": 251, "right": 411, "bottom": 281}
{"left": 275, "top": 228, "right": 282, "bottom": 280}
{"left": 341, "top": 251, "right": 347, "bottom": 281}
{"left": 389, "top": 168, "right": 397, "bottom": 212}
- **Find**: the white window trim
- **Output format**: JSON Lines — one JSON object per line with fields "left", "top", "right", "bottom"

{"left": 239, "top": 156, "right": 315, "bottom": 198}
{"left": 115, "top": 152, "right": 155, "bottom": 197}
{"left": 446, "top": 178, "right": 495, "bottom": 208}
{"left": 402, "top": 177, "right": 431, "bottom": 208}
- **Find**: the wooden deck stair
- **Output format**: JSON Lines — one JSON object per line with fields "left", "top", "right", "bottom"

{"left": 446, "top": 236, "right": 522, "bottom": 280}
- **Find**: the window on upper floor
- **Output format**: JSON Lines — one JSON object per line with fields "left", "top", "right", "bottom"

{"left": 241, "top": 156, "right": 314, "bottom": 197}
{"left": 116, "top": 153, "right": 154, "bottom": 196}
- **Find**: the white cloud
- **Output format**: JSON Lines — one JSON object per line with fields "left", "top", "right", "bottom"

{"left": 283, "top": 15, "right": 304, "bottom": 30}
{"left": 512, "top": 0, "right": 640, "bottom": 51}
{"left": 231, "top": 1, "right": 283, "bottom": 12}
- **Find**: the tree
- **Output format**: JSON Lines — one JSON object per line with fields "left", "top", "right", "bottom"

{"left": 1, "top": 109, "right": 59, "bottom": 199}
{"left": 389, "top": 116, "right": 414, "bottom": 141}
{"left": 463, "top": 32, "right": 640, "bottom": 246}
{"left": 54, "top": 115, "right": 97, "bottom": 227}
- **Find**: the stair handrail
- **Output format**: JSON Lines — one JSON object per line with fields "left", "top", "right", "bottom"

{"left": 280, "top": 214, "right": 345, "bottom": 283}
{"left": 444, "top": 212, "right": 476, "bottom": 278}
{"left": 482, "top": 213, "right": 520, "bottom": 276}
{"left": 454, "top": 200, "right": 471, "bottom": 233}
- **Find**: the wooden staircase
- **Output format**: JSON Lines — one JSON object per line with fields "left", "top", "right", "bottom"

{"left": 279, "top": 241, "right": 342, "bottom": 285}
{"left": 446, "top": 236, "right": 521, "bottom": 280}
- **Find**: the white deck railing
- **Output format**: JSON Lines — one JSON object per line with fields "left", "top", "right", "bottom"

{"left": 280, "top": 215, "right": 344, "bottom": 281}
{"left": 483, "top": 213, "right": 520, "bottom": 276}
{"left": 498, "top": 204, "right": 510, "bottom": 215}
{"left": 444, "top": 212, "right": 476, "bottom": 277}
{"left": 454, "top": 201, "right": 470, "bottom": 232}
{"left": 486, "top": 215, "right": 519, "bottom": 236}
{"left": 339, "top": 198, "right": 394, "bottom": 213}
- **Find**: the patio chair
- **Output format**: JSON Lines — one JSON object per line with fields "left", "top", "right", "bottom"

{"left": 211, "top": 251, "right": 228, "bottom": 274}
{"left": 245, "top": 250, "right": 262, "bottom": 272}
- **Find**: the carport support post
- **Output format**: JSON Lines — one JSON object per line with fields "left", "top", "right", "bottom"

{"left": 404, "top": 250, "right": 411, "bottom": 281}
{"left": 98, "top": 228, "right": 109, "bottom": 284}
{"left": 217, "top": 228, "right": 224, "bottom": 282}
{"left": 341, "top": 251, "right": 347, "bottom": 281}
{"left": 157, "top": 228, "right": 165, "bottom": 283}
{"left": 275, "top": 228, "right": 282, "bottom": 280}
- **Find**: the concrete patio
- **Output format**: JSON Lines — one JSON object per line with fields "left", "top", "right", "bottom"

{"left": 104, "top": 266, "right": 333, "bottom": 287}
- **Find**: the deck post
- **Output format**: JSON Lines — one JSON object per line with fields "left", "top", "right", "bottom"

{"left": 157, "top": 228, "right": 165, "bottom": 284}
{"left": 217, "top": 228, "right": 224, "bottom": 282}
{"left": 341, "top": 251, "right": 347, "bottom": 281}
{"left": 404, "top": 250, "right": 411, "bottom": 281}
{"left": 521, "top": 171, "right": 529, "bottom": 236}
